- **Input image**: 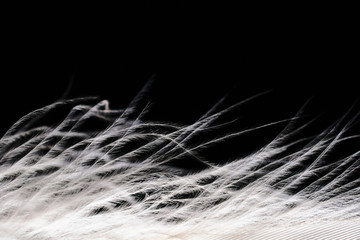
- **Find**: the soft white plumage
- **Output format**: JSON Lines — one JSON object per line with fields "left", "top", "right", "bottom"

{"left": 0, "top": 83, "right": 359, "bottom": 239}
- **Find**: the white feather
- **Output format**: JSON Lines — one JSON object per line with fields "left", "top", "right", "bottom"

{"left": 0, "top": 85, "right": 359, "bottom": 239}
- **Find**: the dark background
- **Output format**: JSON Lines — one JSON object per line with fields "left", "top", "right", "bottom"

{"left": 1, "top": 3, "right": 358, "bottom": 136}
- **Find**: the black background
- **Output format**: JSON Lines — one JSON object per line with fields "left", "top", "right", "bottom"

{"left": 1, "top": 3, "right": 358, "bottom": 136}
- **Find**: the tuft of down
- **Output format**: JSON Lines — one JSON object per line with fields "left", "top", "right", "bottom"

{"left": 0, "top": 84, "right": 359, "bottom": 239}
